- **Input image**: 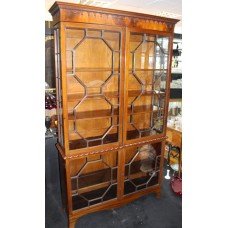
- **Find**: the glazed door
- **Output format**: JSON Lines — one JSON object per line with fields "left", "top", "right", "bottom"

{"left": 63, "top": 23, "right": 124, "bottom": 151}
{"left": 69, "top": 150, "right": 119, "bottom": 211}
{"left": 123, "top": 142, "right": 163, "bottom": 195}
{"left": 124, "top": 30, "right": 171, "bottom": 143}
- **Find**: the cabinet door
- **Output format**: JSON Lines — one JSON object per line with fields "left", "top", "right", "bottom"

{"left": 69, "top": 150, "right": 119, "bottom": 211}
{"left": 123, "top": 142, "right": 162, "bottom": 195}
{"left": 125, "top": 31, "right": 170, "bottom": 142}
{"left": 65, "top": 24, "right": 123, "bottom": 150}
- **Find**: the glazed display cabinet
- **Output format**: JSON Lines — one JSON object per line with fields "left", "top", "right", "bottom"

{"left": 49, "top": 2, "right": 178, "bottom": 227}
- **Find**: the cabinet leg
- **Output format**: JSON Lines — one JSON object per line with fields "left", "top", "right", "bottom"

{"left": 69, "top": 219, "right": 77, "bottom": 228}
{"left": 156, "top": 191, "right": 161, "bottom": 199}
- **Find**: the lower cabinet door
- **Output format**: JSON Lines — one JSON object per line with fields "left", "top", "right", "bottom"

{"left": 123, "top": 142, "right": 162, "bottom": 195}
{"left": 69, "top": 150, "right": 119, "bottom": 211}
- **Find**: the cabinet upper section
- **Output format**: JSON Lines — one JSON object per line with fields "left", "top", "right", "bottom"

{"left": 49, "top": 2, "right": 179, "bottom": 33}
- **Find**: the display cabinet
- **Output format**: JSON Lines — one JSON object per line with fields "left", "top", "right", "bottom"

{"left": 49, "top": 2, "right": 178, "bottom": 227}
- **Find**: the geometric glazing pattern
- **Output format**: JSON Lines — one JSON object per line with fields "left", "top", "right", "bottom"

{"left": 54, "top": 28, "right": 64, "bottom": 146}
{"left": 127, "top": 33, "right": 169, "bottom": 140}
{"left": 66, "top": 28, "right": 121, "bottom": 149}
{"left": 124, "top": 144, "right": 161, "bottom": 195}
{"left": 70, "top": 151, "right": 118, "bottom": 211}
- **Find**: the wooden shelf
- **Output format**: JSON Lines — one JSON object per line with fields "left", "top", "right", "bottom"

{"left": 68, "top": 107, "right": 119, "bottom": 120}
{"left": 67, "top": 91, "right": 119, "bottom": 101}
{"left": 69, "top": 132, "right": 118, "bottom": 150}
{"left": 129, "top": 69, "right": 167, "bottom": 72}
{"left": 68, "top": 93, "right": 85, "bottom": 101}
{"left": 127, "top": 105, "right": 163, "bottom": 115}
{"left": 128, "top": 90, "right": 165, "bottom": 97}
{"left": 67, "top": 90, "right": 165, "bottom": 102}
{"left": 71, "top": 167, "right": 117, "bottom": 195}
{"left": 67, "top": 104, "right": 163, "bottom": 121}
{"left": 72, "top": 181, "right": 111, "bottom": 196}
{"left": 67, "top": 67, "right": 120, "bottom": 73}
{"left": 126, "top": 129, "right": 160, "bottom": 140}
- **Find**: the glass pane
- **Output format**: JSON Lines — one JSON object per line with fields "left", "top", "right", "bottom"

{"left": 54, "top": 28, "right": 64, "bottom": 146}
{"left": 154, "top": 71, "right": 167, "bottom": 92}
{"left": 124, "top": 143, "right": 161, "bottom": 195}
{"left": 157, "top": 36, "right": 169, "bottom": 54}
{"left": 66, "top": 28, "right": 121, "bottom": 149}
{"left": 134, "top": 41, "right": 155, "bottom": 70}
{"left": 75, "top": 39, "right": 112, "bottom": 69}
{"left": 127, "top": 33, "right": 169, "bottom": 140}
{"left": 70, "top": 151, "right": 118, "bottom": 211}
{"left": 103, "top": 31, "right": 120, "bottom": 51}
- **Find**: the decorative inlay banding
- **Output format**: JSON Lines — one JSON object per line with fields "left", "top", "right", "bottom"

{"left": 57, "top": 136, "right": 167, "bottom": 160}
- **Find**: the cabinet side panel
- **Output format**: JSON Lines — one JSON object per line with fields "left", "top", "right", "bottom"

{"left": 162, "top": 34, "right": 174, "bottom": 135}
{"left": 158, "top": 141, "right": 166, "bottom": 188}
{"left": 54, "top": 27, "right": 65, "bottom": 147}
{"left": 60, "top": 23, "right": 70, "bottom": 152}
{"left": 58, "top": 152, "right": 68, "bottom": 212}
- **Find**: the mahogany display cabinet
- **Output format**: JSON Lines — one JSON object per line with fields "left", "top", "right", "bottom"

{"left": 49, "top": 2, "right": 178, "bottom": 227}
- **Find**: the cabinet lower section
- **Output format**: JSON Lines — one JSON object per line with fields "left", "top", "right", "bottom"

{"left": 68, "top": 186, "right": 161, "bottom": 228}
{"left": 57, "top": 140, "right": 165, "bottom": 227}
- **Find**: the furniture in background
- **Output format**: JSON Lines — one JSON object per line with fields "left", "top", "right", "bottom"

{"left": 169, "top": 33, "right": 182, "bottom": 120}
{"left": 45, "top": 21, "right": 55, "bottom": 88}
{"left": 45, "top": 85, "right": 57, "bottom": 137}
{"left": 165, "top": 126, "right": 182, "bottom": 195}
{"left": 166, "top": 33, "right": 182, "bottom": 180}
{"left": 49, "top": 2, "right": 178, "bottom": 227}
{"left": 166, "top": 126, "right": 182, "bottom": 172}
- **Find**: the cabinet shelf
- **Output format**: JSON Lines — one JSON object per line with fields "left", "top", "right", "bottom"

{"left": 128, "top": 105, "right": 163, "bottom": 115}
{"left": 67, "top": 104, "right": 163, "bottom": 121}
{"left": 68, "top": 108, "right": 119, "bottom": 120}
{"left": 129, "top": 69, "right": 167, "bottom": 72}
{"left": 67, "top": 105, "right": 163, "bottom": 121}
{"left": 127, "top": 128, "right": 162, "bottom": 140}
{"left": 67, "top": 90, "right": 165, "bottom": 102}
{"left": 67, "top": 67, "right": 120, "bottom": 73}
{"left": 67, "top": 91, "right": 119, "bottom": 101}
{"left": 71, "top": 167, "right": 117, "bottom": 195}
{"left": 128, "top": 90, "right": 165, "bottom": 97}
{"left": 69, "top": 132, "right": 118, "bottom": 150}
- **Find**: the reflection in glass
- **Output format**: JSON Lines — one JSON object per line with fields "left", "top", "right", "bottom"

{"left": 45, "top": 116, "right": 53, "bottom": 138}
{"left": 124, "top": 143, "right": 161, "bottom": 195}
